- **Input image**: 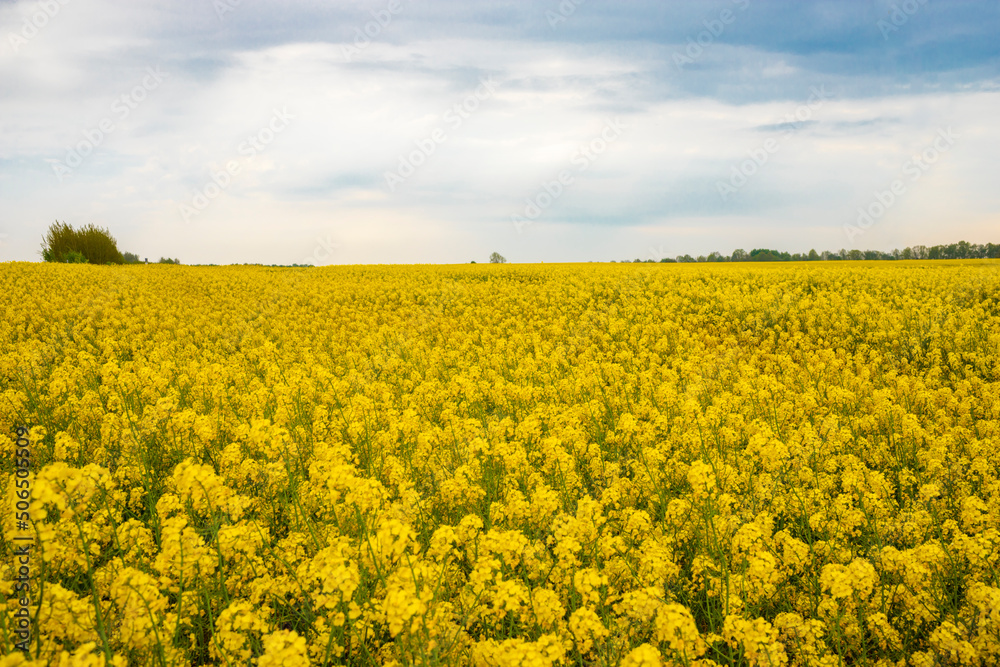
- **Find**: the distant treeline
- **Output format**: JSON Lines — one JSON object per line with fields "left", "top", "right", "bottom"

{"left": 623, "top": 241, "right": 1000, "bottom": 264}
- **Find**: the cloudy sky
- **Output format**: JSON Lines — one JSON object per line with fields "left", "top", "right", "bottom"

{"left": 1, "top": 0, "right": 998, "bottom": 264}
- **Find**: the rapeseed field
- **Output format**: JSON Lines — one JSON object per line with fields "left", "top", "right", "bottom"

{"left": 2, "top": 261, "right": 999, "bottom": 666}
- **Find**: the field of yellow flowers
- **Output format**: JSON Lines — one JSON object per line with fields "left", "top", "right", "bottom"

{"left": 2, "top": 260, "right": 999, "bottom": 667}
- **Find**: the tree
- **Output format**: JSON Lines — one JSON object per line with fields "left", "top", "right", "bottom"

{"left": 123, "top": 251, "right": 141, "bottom": 264}
{"left": 40, "top": 221, "right": 124, "bottom": 264}
{"left": 807, "top": 249, "right": 820, "bottom": 261}
{"left": 41, "top": 221, "right": 76, "bottom": 262}
{"left": 731, "top": 249, "right": 748, "bottom": 262}
{"left": 749, "top": 249, "right": 791, "bottom": 262}
{"left": 489, "top": 252, "right": 507, "bottom": 264}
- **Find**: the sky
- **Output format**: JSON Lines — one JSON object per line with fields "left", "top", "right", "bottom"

{"left": 1, "top": 0, "right": 999, "bottom": 265}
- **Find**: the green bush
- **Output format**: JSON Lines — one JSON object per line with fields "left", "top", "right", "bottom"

{"left": 40, "top": 221, "right": 76, "bottom": 262}
{"left": 65, "top": 250, "right": 88, "bottom": 263}
{"left": 40, "top": 221, "right": 124, "bottom": 264}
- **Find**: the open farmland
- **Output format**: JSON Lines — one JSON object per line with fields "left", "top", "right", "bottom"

{"left": 2, "top": 261, "right": 1000, "bottom": 666}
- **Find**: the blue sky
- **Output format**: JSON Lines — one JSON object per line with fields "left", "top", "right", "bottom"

{"left": 1, "top": 0, "right": 998, "bottom": 264}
